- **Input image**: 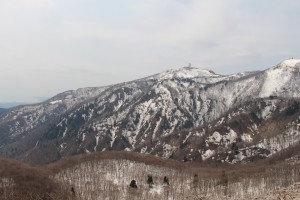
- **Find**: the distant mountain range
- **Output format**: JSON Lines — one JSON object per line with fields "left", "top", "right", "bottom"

{"left": 0, "top": 102, "right": 29, "bottom": 109}
{"left": 0, "top": 108, "right": 7, "bottom": 115}
{"left": 1, "top": 59, "right": 300, "bottom": 164}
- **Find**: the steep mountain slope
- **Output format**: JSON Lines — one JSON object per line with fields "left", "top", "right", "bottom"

{"left": 0, "top": 87, "right": 107, "bottom": 160}
{"left": 1, "top": 59, "right": 300, "bottom": 164}
{"left": 0, "top": 87, "right": 108, "bottom": 137}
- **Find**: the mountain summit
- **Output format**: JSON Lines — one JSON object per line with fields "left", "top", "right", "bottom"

{"left": 279, "top": 58, "right": 300, "bottom": 68}
{"left": 1, "top": 59, "right": 300, "bottom": 164}
{"left": 155, "top": 67, "right": 220, "bottom": 79}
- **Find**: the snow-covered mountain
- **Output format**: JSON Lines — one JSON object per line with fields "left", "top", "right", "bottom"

{"left": 1, "top": 59, "right": 300, "bottom": 164}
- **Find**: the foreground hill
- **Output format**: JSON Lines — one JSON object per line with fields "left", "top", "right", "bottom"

{"left": 0, "top": 157, "right": 71, "bottom": 200}
{"left": 1, "top": 151, "right": 300, "bottom": 199}
{"left": 1, "top": 59, "right": 300, "bottom": 164}
{"left": 47, "top": 151, "right": 300, "bottom": 200}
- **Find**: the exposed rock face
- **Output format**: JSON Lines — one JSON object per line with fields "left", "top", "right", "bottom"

{"left": 1, "top": 59, "right": 300, "bottom": 164}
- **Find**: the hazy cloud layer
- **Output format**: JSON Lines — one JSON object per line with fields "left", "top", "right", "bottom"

{"left": 1, "top": 0, "right": 299, "bottom": 102}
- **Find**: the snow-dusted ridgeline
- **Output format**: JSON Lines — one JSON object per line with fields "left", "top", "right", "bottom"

{"left": 1, "top": 59, "right": 300, "bottom": 164}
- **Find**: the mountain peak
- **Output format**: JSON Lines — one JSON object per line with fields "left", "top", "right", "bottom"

{"left": 157, "top": 66, "right": 220, "bottom": 80}
{"left": 278, "top": 58, "right": 300, "bottom": 68}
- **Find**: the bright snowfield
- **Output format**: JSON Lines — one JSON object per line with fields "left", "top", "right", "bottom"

{"left": 54, "top": 159, "right": 300, "bottom": 200}
{"left": 155, "top": 67, "right": 220, "bottom": 80}
{"left": 260, "top": 59, "right": 300, "bottom": 97}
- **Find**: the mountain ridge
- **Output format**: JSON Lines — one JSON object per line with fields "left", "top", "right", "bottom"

{"left": 1, "top": 59, "right": 300, "bottom": 164}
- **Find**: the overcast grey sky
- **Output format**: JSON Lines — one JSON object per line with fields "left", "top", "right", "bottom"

{"left": 0, "top": 0, "right": 300, "bottom": 103}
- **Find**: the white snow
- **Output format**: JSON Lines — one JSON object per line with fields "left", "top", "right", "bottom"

{"left": 110, "top": 129, "right": 116, "bottom": 147}
{"left": 155, "top": 67, "right": 221, "bottom": 81}
{"left": 59, "top": 143, "right": 67, "bottom": 152}
{"left": 279, "top": 59, "right": 300, "bottom": 68}
{"left": 207, "top": 132, "right": 222, "bottom": 143}
{"left": 202, "top": 149, "right": 215, "bottom": 160}
{"left": 182, "top": 132, "right": 192, "bottom": 144}
{"left": 34, "top": 141, "right": 39, "bottom": 149}
{"left": 0, "top": 178, "right": 14, "bottom": 188}
{"left": 195, "top": 130, "right": 205, "bottom": 137}
{"left": 207, "top": 129, "right": 237, "bottom": 147}
{"left": 153, "top": 117, "right": 162, "bottom": 138}
{"left": 162, "top": 144, "right": 176, "bottom": 157}
{"left": 94, "top": 135, "right": 100, "bottom": 151}
{"left": 149, "top": 184, "right": 164, "bottom": 195}
{"left": 232, "top": 152, "right": 246, "bottom": 163}
{"left": 222, "top": 129, "right": 237, "bottom": 146}
{"left": 50, "top": 100, "right": 62, "bottom": 105}
{"left": 140, "top": 146, "right": 147, "bottom": 153}
{"left": 260, "top": 59, "right": 300, "bottom": 97}
{"left": 241, "top": 133, "right": 253, "bottom": 143}
{"left": 82, "top": 133, "right": 86, "bottom": 142}
{"left": 62, "top": 126, "right": 68, "bottom": 138}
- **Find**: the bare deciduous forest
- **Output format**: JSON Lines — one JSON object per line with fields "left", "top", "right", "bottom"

{"left": 2, "top": 151, "right": 300, "bottom": 200}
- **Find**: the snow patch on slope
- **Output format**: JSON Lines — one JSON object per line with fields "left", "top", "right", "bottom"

{"left": 206, "top": 129, "right": 237, "bottom": 147}
{"left": 202, "top": 149, "right": 215, "bottom": 160}
{"left": 260, "top": 59, "right": 300, "bottom": 97}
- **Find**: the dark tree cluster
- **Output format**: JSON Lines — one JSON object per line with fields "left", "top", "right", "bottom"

{"left": 129, "top": 175, "right": 171, "bottom": 189}
{"left": 130, "top": 180, "right": 138, "bottom": 188}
